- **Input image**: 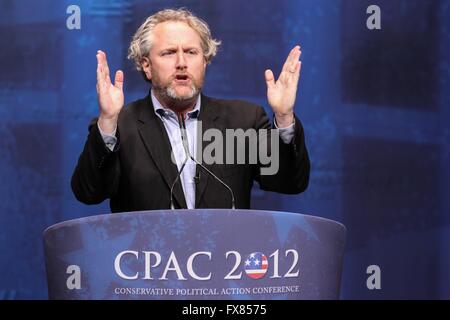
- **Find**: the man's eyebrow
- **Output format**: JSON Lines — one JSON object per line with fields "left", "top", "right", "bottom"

{"left": 159, "top": 46, "right": 177, "bottom": 51}
{"left": 158, "top": 46, "right": 201, "bottom": 52}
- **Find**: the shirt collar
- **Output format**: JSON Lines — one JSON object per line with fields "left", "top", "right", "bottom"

{"left": 151, "top": 89, "right": 201, "bottom": 120}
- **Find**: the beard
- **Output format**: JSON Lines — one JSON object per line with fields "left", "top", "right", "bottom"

{"left": 151, "top": 71, "right": 203, "bottom": 112}
{"left": 166, "top": 83, "right": 198, "bottom": 101}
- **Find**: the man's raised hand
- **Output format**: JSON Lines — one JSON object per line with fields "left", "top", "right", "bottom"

{"left": 96, "top": 50, "right": 124, "bottom": 134}
{"left": 265, "top": 45, "right": 302, "bottom": 128}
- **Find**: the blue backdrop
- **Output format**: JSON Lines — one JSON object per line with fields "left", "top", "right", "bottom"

{"left": 0, "top": 0, "right": 449, "bottom": 299}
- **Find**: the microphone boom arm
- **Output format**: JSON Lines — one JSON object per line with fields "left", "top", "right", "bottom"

{"left": 171, "top": 113, "right": 235, "bottom": 210}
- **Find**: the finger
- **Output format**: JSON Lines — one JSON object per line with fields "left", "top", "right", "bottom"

{"left": 284, "top": 51, "right": 301, "bottom": 82}
{"left": 97, "top": 50, "right": 105, "bottom": 73}
{"left": 102, "top": 52, "right": 110, "bottom": 76}
{"left": 287, "top": 61, "right": 301, "bottom": 87}
{"left": 290, "top": 61, "right": 301, "bottom": 82}
{"left": 96, "top": 53, "right": 102, "bottom": 83}
{"left": 98, "top": 50, "right": 111, "bottom": 85}
{"left": 292, "top": 45, "right": 301, "bottom": 57}
{"left": 285, "top": 46, "right": 300, "bottom": 66}
{"left": 281, "top": 47, "right": 296, "bottom": 73}
{"left": 114, "top": 70, "right": 124, "bottom": 90}
{"left": 287, "top": 47, "right": 301, "bottom": 73}
{"left": 96, "top": 55, "right": 106, "bottom": 92}
{"left": 290, "top": 49, "right": 301, "bottom": 73}
{"left": 288, "top": 61, "right": 301, "bottom": 82}
{"left": 265, "top": 69, "right": 275, "bottom": 89}
{"left": 287, "top": 46, "right": 297, "bottom": 64}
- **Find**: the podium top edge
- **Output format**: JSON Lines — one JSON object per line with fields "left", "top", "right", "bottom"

{"left": 44, "top": 209, "right": 346, "bottom": 234}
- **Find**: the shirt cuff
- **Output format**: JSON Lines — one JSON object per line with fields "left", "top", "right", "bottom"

{"left": 97, "top": 122, "right": 117, "bottom": 151}
{"left": 274, "top": 118, "right": 295, "bottom": 144}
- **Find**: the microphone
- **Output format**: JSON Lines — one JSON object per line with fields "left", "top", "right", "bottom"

{"left": 169, "top": 152, "right": 189, "bottom": 210}
{"left": 193, "top": 172, "right": 200, "bottom": 184}
{"left": 169, "top": 112, "right": 235, "bottom": 210}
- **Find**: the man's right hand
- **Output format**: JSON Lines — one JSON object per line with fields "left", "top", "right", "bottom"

{"left": 96, "top": 50, "right": 124, "bottom": 134}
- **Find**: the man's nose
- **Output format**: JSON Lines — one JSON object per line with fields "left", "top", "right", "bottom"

{"left": 176, "top": 51, "right": 187, "bottom": 69}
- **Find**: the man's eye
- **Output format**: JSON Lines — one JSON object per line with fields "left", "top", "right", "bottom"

{"left": 162, "top": 51, "right": 175, "bottom": 56}
{"left": 187, "top": 50, "right": 198, "bottom": 55}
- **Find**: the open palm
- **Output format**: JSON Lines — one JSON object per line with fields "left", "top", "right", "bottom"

{"left": 96, "top": 50, "right": 124, "bottom": 119}
{"left": 265, "top": 46, "right": 302, "bottom": 120}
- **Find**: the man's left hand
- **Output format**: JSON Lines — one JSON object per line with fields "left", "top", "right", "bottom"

{"left": 265, "top": 45, "right": 302, "bottom": 128}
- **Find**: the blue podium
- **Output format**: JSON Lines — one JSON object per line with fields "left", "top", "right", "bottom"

{"left": 43, "top": 209, "right": 346, "bottom": 300}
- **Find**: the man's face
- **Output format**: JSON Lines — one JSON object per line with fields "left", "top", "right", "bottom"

{"left": 144, "top": 21, "right": 206, "bottom": 101}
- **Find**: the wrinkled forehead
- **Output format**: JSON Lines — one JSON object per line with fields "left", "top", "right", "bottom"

{"left": 150, "top": 21, "right": 203, "bottom": 49}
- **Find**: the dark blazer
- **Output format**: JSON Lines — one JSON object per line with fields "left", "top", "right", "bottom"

{"left": 71, "top": 94, "right": 310, "bottom": 212}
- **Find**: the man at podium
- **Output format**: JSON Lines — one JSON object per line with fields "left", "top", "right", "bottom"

{"left": 71, "top": 8, "right": 310, "bottom": 212}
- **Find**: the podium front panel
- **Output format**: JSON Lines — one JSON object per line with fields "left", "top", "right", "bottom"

{"left": 44, "top": 209, "right": 346, "bottom": 300}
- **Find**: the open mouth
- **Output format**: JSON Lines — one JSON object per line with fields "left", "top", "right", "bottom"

{"left": 174, "top": 74, "right": 190, "bottom": 82}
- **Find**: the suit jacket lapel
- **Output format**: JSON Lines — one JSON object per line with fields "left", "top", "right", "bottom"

{"left": 137, "top": 95, "right": 187, "bottom": 209}
{"left": 195, "top": 95, "right": 220, "bottom": 207}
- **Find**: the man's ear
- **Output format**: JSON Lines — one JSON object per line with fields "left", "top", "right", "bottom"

{"left": 141, "top": 57, "right": 152, "bottom": 81}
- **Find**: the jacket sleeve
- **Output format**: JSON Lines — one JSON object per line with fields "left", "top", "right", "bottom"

{"left": 71, "top": 118, "right": 121, "bottom": 204}
{"left": 254, "top": 106, "right": 310, "bottom": 194}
